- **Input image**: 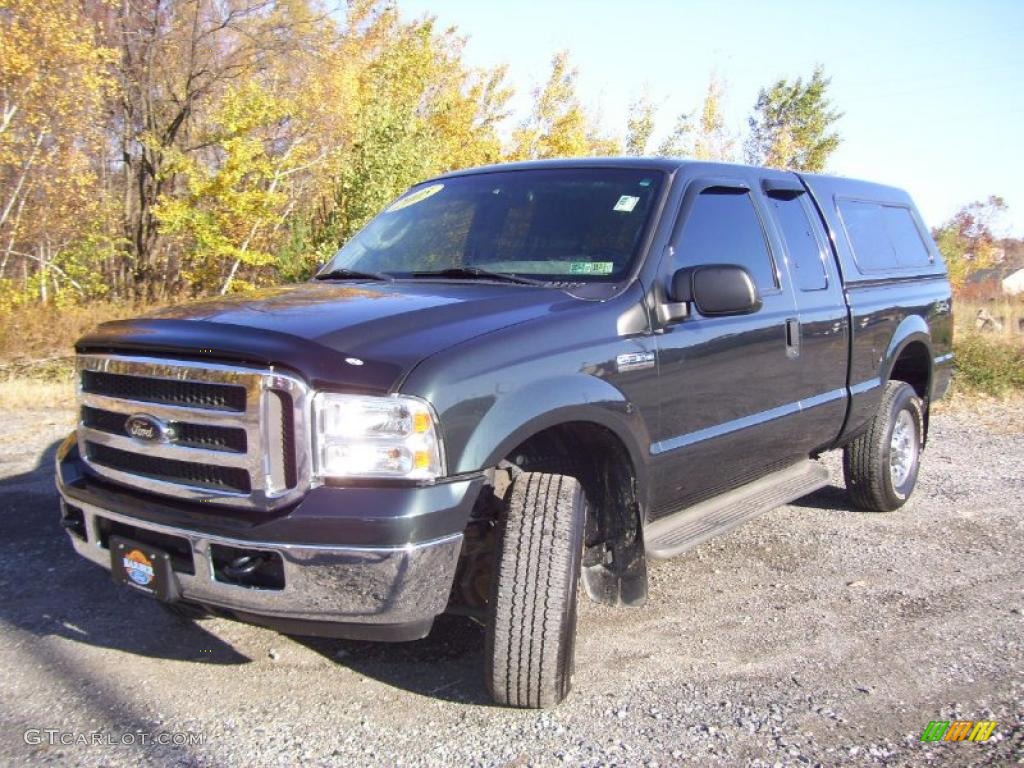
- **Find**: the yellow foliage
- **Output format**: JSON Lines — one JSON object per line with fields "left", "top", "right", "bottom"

{"left": 510, "top": 51, "right": 619, "bottom": 160}
{"left": 0, "top": 0, "right": 116, "bottom": 303}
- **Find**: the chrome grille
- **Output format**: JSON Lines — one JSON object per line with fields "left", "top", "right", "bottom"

{"left": 76, "top": 355, "right": 311, "bottom": 510}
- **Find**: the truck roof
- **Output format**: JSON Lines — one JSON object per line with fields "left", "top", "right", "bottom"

{"left": 430, "top": 157, "right": 688, "bottom": 180}
{"left": 429, "top": 157, "right": 904, "bottom": 198}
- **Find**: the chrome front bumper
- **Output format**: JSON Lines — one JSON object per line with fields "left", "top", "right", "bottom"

{"left": 60, "top": 496, "right": 463, "bottom": 631}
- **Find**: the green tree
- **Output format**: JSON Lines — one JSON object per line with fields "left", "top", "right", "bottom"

{"left": 932, "top": 196, "right": 1008, "bottom": 290}
{"left": 745, "top": 66, "right": 841, "bottom": 171}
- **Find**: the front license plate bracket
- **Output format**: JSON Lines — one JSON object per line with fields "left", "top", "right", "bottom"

{"left": 109, "top": 535, "right": 180, "bottom": 602}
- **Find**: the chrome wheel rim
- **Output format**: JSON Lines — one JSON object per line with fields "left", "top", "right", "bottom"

{"left": 889, "top": 409, "right": 918, "bottom": 489}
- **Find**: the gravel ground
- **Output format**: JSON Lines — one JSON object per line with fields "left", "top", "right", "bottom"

{"left": 0, "top": 400, "right": 1021, "bottom": 767}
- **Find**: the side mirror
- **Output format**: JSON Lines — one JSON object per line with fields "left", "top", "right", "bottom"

{"left": 669, "top": 264, "right": 762, "bottom": 317}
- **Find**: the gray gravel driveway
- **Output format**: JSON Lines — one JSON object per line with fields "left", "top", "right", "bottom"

{"left": 0, "top": 402, "right": 1021, "bottom": 767}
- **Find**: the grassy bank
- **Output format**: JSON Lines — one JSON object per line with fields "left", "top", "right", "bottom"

{"left": 952, "top": 296, "right": 1023, "bottom": 397}
{"left": 952, "top": 332, "right": 1024, "bottom": 397}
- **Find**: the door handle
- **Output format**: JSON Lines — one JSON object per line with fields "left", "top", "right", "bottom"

{"left": 785, "top": 318, "right": 801, "bottom": 358}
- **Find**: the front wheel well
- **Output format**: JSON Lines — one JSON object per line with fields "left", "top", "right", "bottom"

{"left": 452, "top": 421, "right": 647, "bottom": 614}
{"left": 505, "top": 422, "right": 648, "bottom": 608}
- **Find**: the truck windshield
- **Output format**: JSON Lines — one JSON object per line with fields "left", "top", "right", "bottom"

{"left": 319, "top": 168, "right": 665, "bottom": 282}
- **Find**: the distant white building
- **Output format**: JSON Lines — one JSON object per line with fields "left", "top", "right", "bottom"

{"left": 1003, "top": 268, "right": 1024, "bottom": 295}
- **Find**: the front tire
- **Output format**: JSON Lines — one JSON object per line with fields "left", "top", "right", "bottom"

{"left": 843, "top": 380, "right": 924, "bottom": 512}
{"left": 485, "top": 472, "right": 587, "bottom": 708}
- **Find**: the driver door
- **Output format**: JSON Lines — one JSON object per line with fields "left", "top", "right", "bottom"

{"left": 648, "top": 172, "right": 803, "bottom": 519}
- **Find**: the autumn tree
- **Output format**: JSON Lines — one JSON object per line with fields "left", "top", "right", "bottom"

{"left": 693, "top": 75, "right": 735, "bottom": 161}
{"left": 1, "top": 0, "right": 518, "bottom": 302}
{"left": 154, "top": 80, "right": 325, "bottom": 294}
{"left": 0, "top": 0, "right": 115, "bottom": 306}
{"left": 625, "top": 94, "right": 656, "bottom": 156}
{"left": 654, "top": 75, "right": 735, "bottom": 161}
{"left": 0, "top": 2, "right": 864, "bottom": 308}
{"left": 932, "top": 196, "right": 1008, "bottom": 290}
{"left": 656, "top": 111, "right": 693, "bottom": 157}
{"left": 96, "top": 0, "right": 331, "bottom": 298}
{"left": 511, "top": 51, "right": 618, "bottom": 160}
{"left": 309, "top": 4, "right": 512, "bottom": 258}
{"left": 745, "top": 66, "right": 841, "bottom": 171}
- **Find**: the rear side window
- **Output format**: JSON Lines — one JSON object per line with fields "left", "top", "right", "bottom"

{"left": 838, "top": 199, "right": 932, "bottom": 272}
{"left": 882, "top": 206, "right": 932, "bottom": 267}
{"left": 676, "top": 189, "right": 778, "bottom": 291}
{"left": 769, "top": 196, "right": 828, "bottom": 291}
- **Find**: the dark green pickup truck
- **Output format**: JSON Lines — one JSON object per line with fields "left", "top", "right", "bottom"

{"left": 56, "top": 158, "right": 952, "bottom": 707}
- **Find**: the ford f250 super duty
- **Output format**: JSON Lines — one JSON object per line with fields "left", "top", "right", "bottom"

{"left": 55, "top": 158, "right": 953, "bottom": 708}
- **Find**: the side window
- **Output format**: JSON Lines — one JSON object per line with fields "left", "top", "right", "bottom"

{"left": 837, "top": 199, "right": 896, "bottom": 272}
{"left": 838, "top": 199, "right": 933, "bottom": 272}
{"left": 882, "top": 205, "right": 932, "bottom": 267}
{"left": 676, "top": 189, "right": 777, "bottom": 291}
{"left": 769, "top": 196, "right": 828, "bottom": 291}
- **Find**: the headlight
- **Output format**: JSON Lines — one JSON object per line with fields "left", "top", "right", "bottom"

{"left": 312, "top": 393, "right": 445, "bottom": 481}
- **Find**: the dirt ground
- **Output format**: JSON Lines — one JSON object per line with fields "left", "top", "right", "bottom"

{"left": 0, "top": 399, "right": 1021, "bottom": 767}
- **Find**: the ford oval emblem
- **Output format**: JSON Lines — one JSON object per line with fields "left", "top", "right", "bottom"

{"left": 125, "top": 414, "right": 170, "bottom": 443}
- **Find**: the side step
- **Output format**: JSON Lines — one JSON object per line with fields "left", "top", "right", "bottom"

{"left": 645, "top": 460, "right": 830, "bottom": 559}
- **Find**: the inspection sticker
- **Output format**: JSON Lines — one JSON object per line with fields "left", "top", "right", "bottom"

{"left": 387, "top": 183, "right": 444, "bottom": 213}
{"left": 613, "top": 195, "right": 640, "bottom": 212}
{"left": 569, "top": 261, "right": 614, "bottom": 275}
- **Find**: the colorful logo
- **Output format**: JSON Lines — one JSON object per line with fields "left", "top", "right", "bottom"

{"left": 123, "top": 549, "right": 155, "bottom": 587}
{"left": 920, "top": 720, "right": 997, "bottom": 742}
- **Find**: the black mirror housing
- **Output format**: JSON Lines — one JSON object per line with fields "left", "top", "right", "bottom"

{"left": 669, "top": 265, "right": 762, "bottom": 316}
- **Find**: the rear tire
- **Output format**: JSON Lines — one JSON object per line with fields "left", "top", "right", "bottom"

{"left": 843, "top": 380, "right": 924, "bottom": 512}
{"left": 484, "top": 472, "right": 587, "bottom": 708}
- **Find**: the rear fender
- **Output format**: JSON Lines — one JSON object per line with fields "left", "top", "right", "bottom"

{"left": 880, "top": 315, "right": 933, "bottom": 395}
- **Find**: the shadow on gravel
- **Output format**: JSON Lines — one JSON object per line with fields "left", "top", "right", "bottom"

{"left": 0, "top": 439, "right": 61, "bottom": 491}
{"left": 0, "top": 439, "right": 248, "bottom": 666}
{"left": 789, "top": 483, "right": 858, "bottom": 513}
{"left": 295, "top": 614, "right": 492, "bottom": 705}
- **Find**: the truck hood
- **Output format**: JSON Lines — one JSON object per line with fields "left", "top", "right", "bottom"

{"left": 77, "top": 281, "right": 576, "bottom": 392}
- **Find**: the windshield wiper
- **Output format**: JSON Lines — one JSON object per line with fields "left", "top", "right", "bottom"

{"left": 407, "top": 267, "right": 547, "bottom": 287}
{"left": 314, "top": 268, "right": 393, "bottom": 282}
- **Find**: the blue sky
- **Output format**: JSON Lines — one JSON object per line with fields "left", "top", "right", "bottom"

{"left": 399, "top": 0, "right": 1024, "bottom": 235}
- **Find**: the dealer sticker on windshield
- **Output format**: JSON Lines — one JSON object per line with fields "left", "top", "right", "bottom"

{"left": 569, "top": 261, "right": 614, "bottom": 275}
{"left": 387, "top": 183, "right": 444, "bottom": 213}
{"left": 613, "top": 195, "right": 640, "bottom": 212}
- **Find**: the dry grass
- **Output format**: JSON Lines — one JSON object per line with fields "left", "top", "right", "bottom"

{"left": 0, "top": 378, "right": 76, "bottom": 414}
{"left": 956, "top": 297, "right": 1024, "bottom": 339}
{"left": 0, "top": 301, "right": 159, "bottom": 415}
{"left": 0, "top": 301, "right": 162, "bottom": 366}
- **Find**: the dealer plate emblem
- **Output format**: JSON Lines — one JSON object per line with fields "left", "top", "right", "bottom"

{"left": 123, "top": 549, "right": 155, "bottom": 586}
